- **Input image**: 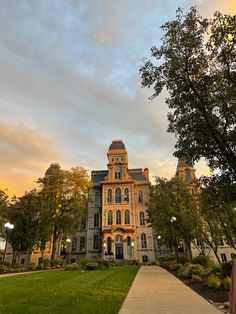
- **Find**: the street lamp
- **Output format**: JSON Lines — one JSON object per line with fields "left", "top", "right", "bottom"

{"left": 131, "top": 240, "right": 134, "bottom": 259}
{"left": 157, "top": 235, "right": 162, "bottom": 256}
{"left": 3, "top": 222, "right": 14, "bottom": 263}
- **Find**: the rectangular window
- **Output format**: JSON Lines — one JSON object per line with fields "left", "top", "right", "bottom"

{"left": 221, "top": 253, "right": 227, "bottom": 262}
{"left": 93, "top": 235, "right": 99, "bottom": 250}
{"left": 138, "top": 191, "right": 143, "bottom": 204}
{"left": 231, "top": 253, "right": 236, "bottom": 260}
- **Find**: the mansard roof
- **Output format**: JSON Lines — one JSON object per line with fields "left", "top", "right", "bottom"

{"left": 108, "top": 140, "right": 126, "bottom": 150}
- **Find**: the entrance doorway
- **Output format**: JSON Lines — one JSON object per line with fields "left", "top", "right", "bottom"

{"left": 115, "top": 244, "right": 123, "bottom": 260}
{"left": 115, "top": 235, "right": 123, "bottom": 260}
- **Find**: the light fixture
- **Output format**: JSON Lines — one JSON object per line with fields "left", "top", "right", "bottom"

{"left": 4, "top": 222, "right": 14, "bottom": 229}
{"left": 131, "top": 241, "right": 134, "bottom": 247}
{"left": 103, "top": 242, "right": 107, "bottom": 248}
{"left": 157, "top": 235, "right": 161, "bottom": 240}
{"left": 66, "top": 238, "right": 71, "bottom": 243}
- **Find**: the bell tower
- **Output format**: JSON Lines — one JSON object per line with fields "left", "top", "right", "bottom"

{"left": 106, "top": 140, "right": 129, "bottom": 181}
{"left": 176, "top": 157, "right": 197, "bottom": 195}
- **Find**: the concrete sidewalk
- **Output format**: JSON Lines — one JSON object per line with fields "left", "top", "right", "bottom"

{"left": 119, "top": 266, "right": 222, "bottom": 314}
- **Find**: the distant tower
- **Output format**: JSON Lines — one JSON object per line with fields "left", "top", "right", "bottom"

{"left": 176, "top": 158, "right": 197, "bottom": 196}
{"left": 45, "top": 163, "right": 61, "bottom": 176}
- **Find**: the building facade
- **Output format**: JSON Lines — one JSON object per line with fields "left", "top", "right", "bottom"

{"left": 69, "top": 140, "right": 155, "bottom": 263}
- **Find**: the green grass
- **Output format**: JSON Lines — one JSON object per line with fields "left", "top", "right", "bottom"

{"left": 0, "top": 266, "right": 140, "bottom": 314}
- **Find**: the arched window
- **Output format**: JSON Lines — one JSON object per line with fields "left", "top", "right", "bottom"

{"left": 79, "top": 237, "right": 85, "bottom": 251}
{"left": 127, "top": 236, "right": 131, "bottom": 246}
{"left": 124, "top": 188, "right": 129, "bottom": 202}
{"left": 107, "top": 189, "right": 112, "bottom": 203}
{"left": 115, "top": 188, "right": 121, "bottom": 203}
{"left": 107, "top": 237, "right": 112, "bottom": 254}
{"left": 107, "top": 210, "right": 113, "bottom": 225}
{"left": 138, "top": 190, "right": 143, "bottom": 204}
{"left": 140, "top": 211, "right": 145, "bottom": 225}
{"left": 93, "top": 234, "right": 99, "bottom": 250}
{"left": 125, "top": 210, "right": 130, "bottom": 224}
{"left": 141, "top": 233, "right": 147, "bottom": 248}
{"left": 115, "top": 166, "right": 121, "bottom": 179}
{"left": 95, "top": 191, "right": 100, "bottom": 206}
{"left": 72, "top": 237, "right": 77, "bottom": 252}
{"left": 94, "top": 213, "right": 99, "bottom": 228}
{"left": 184, "top": 169, "right": 192, "bottom": 183}
{"left": 116, "top": 210, "right": 121, "bottom": 225}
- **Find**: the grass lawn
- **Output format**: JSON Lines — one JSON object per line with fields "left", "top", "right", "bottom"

{"left": 0, "top": 265, "right": 139, "bottom": 314}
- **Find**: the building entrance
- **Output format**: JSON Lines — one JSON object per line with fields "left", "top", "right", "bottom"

{"left": 115, "top": 243, "right": 123, "bottom": 260}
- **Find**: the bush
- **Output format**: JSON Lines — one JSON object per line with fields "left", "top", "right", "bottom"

{"left": 221, "top": 261, "right": 233, "bottom": 278}
{"left": 12, "top": 263, "right": 24, "bottom": 272}
{"left": 177, "top": 264, "right": 206, "bottom": 278}
{"left": 151, "top": 260, "right": 160, "bottom": 266}
{"left": 0, "top": 264, "right": 8, "bottom": 273}
{"left": 157, "top": 255, "right": 176, "bottom": 266}
{"left": 37, "top": 263, "right": 44, "bottom": 270}
{"left": 192, "top": 255, "right": 211, "bottom": 268}
{"left": 208, "top": 275, "right": 221, "bottom": 288}
{"left": 210, "top": 265, "right": 222, "bottom": 276}
{"left": 178, "top": 256, "right": 189, "bottom": 264}
{"left": 168, "top": 262, "right": 182, "bottom": 270}
{"left": 191, "top": 275, "right": 202, "bottom": 283}
{"left": 28, "top": 263, "right": 37, "bottom": 271}
{"left": 223, "top": 276, "right": 231, "bottom": 290}
{"left": 65, "top": 264, "right": 80, "bottom": 271}
{"left": 178, "top": 265, "right": 191, "bottom": 278}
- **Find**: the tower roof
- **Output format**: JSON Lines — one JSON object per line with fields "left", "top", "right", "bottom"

{"left": 45, "top": 163, "right": 61, "bottom": 176}
{"left": 108, "top": 140, "right": 126, "bottom": 150}
{"left": 177, "top": 158, "right": 193, "bottom": 168}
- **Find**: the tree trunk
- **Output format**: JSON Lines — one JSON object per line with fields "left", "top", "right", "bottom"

{"left": 24, "top": 249, "right": 32, "bottom": 270}
{"left": 51, "top": 228, "right": 58, "bottom": 261}
{"left": 186, "top": 240, "right": 193, "bottom": 262}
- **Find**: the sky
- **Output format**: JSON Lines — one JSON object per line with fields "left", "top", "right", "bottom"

{"left": 0, "top": 0, "right": 235, "bottom": 196}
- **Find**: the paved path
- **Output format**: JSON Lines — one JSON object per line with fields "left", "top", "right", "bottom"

{"left": 119, "top": 266, "right": 222, "bottom": 314}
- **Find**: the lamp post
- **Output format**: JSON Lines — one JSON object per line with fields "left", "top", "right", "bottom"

{"left": 157, "top": 235, "right": 162, "bottom": 256}
{"left": 3, "top": 222, "right": 14, "bottom": 264}
{"left": 131, "top": 240, "right": 134, "bottom": 260}
{"left": 170, "top": 216, "right": 177, "bottom": 259}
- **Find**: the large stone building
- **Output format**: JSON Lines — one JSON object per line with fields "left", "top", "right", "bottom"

{"left": 68, "top": 140, "right": 155, "bottom": 263}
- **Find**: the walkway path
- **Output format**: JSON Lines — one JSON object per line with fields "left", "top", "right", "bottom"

{"left": 119, "top": 266, "right": 222, "bottom": 314}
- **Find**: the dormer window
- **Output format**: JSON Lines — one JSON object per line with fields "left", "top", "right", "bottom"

{"left": 115, "top": 166, "right": 121, "bottom": 179}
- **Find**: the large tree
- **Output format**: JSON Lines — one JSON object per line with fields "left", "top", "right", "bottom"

{"left": 0, "top": 189, "right": 9, "bottom": 238}
{"left": 38, "top": 167, "right": 91, "bottom": 260}
{"left": 140, "top": 8, "right": 236, "bottom": 176}
{"left": 149, "top": 177, "right": 199, "bottom": 261}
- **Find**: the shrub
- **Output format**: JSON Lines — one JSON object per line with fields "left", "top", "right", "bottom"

{"left": 221, "top": 261, "right": 233, "bottom": 278}
{"left": 28, "top": 263, "right": 37, "bottom": 271}
{"left": 178, "top": 265, "right": 190, "bottom": 278}
{"left": 192, "top": 255, "right": 211, "bottom": 268}
{"left": 37, "top": 263, "right": 44, "bottom": 270}
{"left": 12, "top": 263, "right": 24, "bottom": 272}
{"left": 178, "top": 256, "right": 189, "bottom": 264}
{"left": 0, "top": 264, "right": 8, "bottom": 273}
{"left": 168, "top": 262, "right": 182, "bottom": 270}
{"left": 151, "top": 260, "right": 160, "bottom": 266}
{"left": 208, "top": 275, "right": 221, "bottom": 289}
{"left": 191, "top": 275, "right": 202, "bottom": 283}
{"left": 157, "top": 255, "right": 176, "bottom": 266}
{"left": 223, "top": 276, "right": 231, "bottom": 290}
{"left": 65, "top": 264, "right": 80, "bottom": 271}
{"left": 210, "top": 265, "right": 222, "bottom": 276}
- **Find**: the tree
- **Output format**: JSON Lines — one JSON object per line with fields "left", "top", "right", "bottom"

{"left": 149, "top": 177, "right": 199, "bottom": 261}
{"left": 7, "top": 190, "right": 43, "bottom": 267}
{"left": 0, "top": 189, "right": 9, "bottom": 238}
{"left": 38, "top": 167, "right": 91, "bottom": 260}
{"left": 140, "top": 8, "right": 236, "bottom": 177}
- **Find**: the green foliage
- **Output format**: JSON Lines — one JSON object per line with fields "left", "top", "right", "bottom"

{"left": 177, "top": 265, "right": 190, "bottom": 278}
{"left": 192, "top": 255, "right": 211, "bottom": 268}
{"left": 207, "top": 275, "right": 222, "bottom": 288}
{"left": 178, "top": 263, "right": 206, "bottom": 278}
{"left": 76, "top": 257, "right": 110, "bottom": 270}
{"left": 223, "top": 276, "right": 231, "bottom": 290}
{"left": 50, "top": 259, "right": 65, "bottom": 267}
{"left": 65, "top": 264, "right": 80, "bottom": 271}
{"left": 168, "top": 262, "right": 182, "bottom": 270}
{"left": 140, "top": 7, "right": 236, "bottom": 176}
{"left": 28, "top": 263, "right": 37, "bottom": 271}
{"left": 210, "top": 265, "right": 222, "bottom": 277}
{"left": 37, "top": 263, "right": 44, "bottom": 270}
{"left": 0, "top": 264, "right": 8, "bottom": 273}
{"left": 221, "top": 261, "right": 233, "bottom": 278}
{"left": 149, "top": 177, "right": 199, "bottom": 261}
{"left": 178, "top": 256, "right": 189, "bottom": 264}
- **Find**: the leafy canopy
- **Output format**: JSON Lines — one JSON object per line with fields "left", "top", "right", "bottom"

{"left": 140, "top": 7, "right": 236, "bottom": 176}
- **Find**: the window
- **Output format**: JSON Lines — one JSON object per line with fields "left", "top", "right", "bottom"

{"left": 94, "top": 213, "right": 99, "bottom": 228}
{"left": 107, "top": 189, "right": 112, "bottom": 203}
{"left": 142, "top": 255, "right": 148, "bottom": 262}
{"left": 20, "top": 259, "right": 25, "bottom": 265}
{"left": 107, "top": 210, "right": 113, "bottom": 225}
{"left": 124, "top": 188, "right": 129, "bottom": 202}
{"left": 93, "top": 234, "right": 99, "bottom": 250}
{"left": 95, "top": 191, "right": 100, "bottom": 206}
{"left": 220, "top": 239, "right": 224, "bottom": 246}
{"left": 107, "top": 237, "right": 112, "bottom": 254}
{"left": 141, "top": 233, "right": 147, "bottom": 248}
{"left": 125, "top": 210, "right": 130, "bottom": 224}
{"left": 138, "top": 191, "right": 143, "bottom": 204}
{"left": 80, "top": 237, "right": 85, "bottom": 251}
{"left": 115, "top": 188, "right": 121, "bottom": 203}
{"left": 184, "top": 169, "right": 192, "bottom": 183}
{"left": 127, "top": 236, "right": 131, "bottom": 246}
{"left": 81, "top": 217, "right": 86, "bottom": 230}
{"left": 72, "top": 237, "right": 77, "bottom": 252}
{"left": 221, "top": 253, "right": 227, "bottom": 262}
{"left": 140, "top": 211, "right": 145, "bottom": 226}
{"left": 116, "top": 210, "right": 121, "bottom": 225}
{"left": 231, "top": 253, "right": 236, "bottom": 260}
{"left": 115, "top": 167, "right": 121, "bottom": 179}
